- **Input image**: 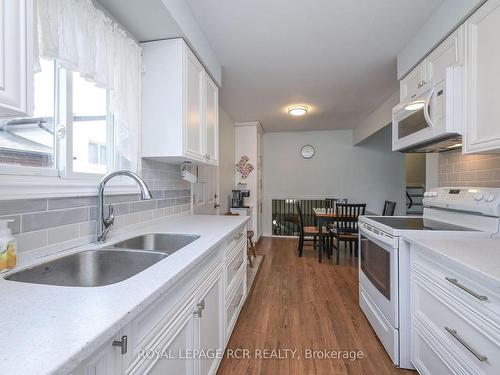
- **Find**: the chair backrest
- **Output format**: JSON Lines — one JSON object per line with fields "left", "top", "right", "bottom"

{"left": 325, "top": 198, "right": 338, "bottom": 213}
{"left": 295, "top": 200, "right": 305, "bottom": 235}
{"left": 335, "top": 203, "right": 366, "bottom": 233}
{"left": 382, "top": 200, "right": 396, "bottom": 216}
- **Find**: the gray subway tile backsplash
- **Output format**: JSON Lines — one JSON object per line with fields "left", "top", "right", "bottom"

{"left": 130, "top": 200, "right": 157, "bottom": 213}
{"left": 48, "top": 196, "right": 96, "bottom": 210}
{"left": 6, "top": 160, "right": 191, "bottom": 254}
{"left": 0, "top": 199, "right": 47, "bottom": 215}
{"left": 22, "top": 207, "right": 89, "bottom": 232}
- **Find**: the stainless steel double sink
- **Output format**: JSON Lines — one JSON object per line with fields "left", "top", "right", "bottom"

{"left": 4, "top": 233, "right": 200, "bottom": 287}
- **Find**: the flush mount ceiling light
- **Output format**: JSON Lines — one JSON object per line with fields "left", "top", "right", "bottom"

{"left": 404, "top": 100, "right": 426, "bottom": 111}
{"left": 288, "top": 105, "right": 308, "bottom": 116}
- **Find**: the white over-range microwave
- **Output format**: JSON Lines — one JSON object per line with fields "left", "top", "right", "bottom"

{"left": 392, "top": 66, "right": 463, "bottom": 153}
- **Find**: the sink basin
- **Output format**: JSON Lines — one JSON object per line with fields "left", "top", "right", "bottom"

{"left": 110, "top": 233, "right": 200, "bottom": 254}
{"left": 4, "top": 250, "right": 167, "bottom": 287}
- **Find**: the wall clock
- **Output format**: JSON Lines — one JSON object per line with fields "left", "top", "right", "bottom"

{"left": 300, "top": 145, "right": 315, "bottom": 159}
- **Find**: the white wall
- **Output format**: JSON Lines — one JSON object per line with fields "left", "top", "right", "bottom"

{"left": 397, "top": 0, "right": 485, "bottom": 79}
{"left": 218, "top": 108, "right": 235, "bottom": 212}
{"left": 262, "top": 126, "right": 406, "bottom": 236}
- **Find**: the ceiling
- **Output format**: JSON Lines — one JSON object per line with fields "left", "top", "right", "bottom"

{"left": 97, "top": 0, "right": 182, "bottom": 42}
{"left": 185, "top": 0, "right": 443, "bottom": 132}
{"left": 98, "top": 0, "right": 444, "bottom": 133}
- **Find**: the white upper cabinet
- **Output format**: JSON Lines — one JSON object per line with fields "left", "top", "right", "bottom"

{"left": 400, "top": 61, "right": 426, "bottom": 102}
{"left": 204, "top": 74, "right": 219, "bottom": 165}
{"left": 185, "top": 48, "right": 205, "bottom": 160}
{"left": 0, "top": 0, "right": 33, "bottom": 117}
{"left": 142, "top": 39, "right": 219, "bottom": 165}
{"left": 400, "top": 27, "right": 464, "bottom": 104}
{"left": 426, "top": 26, "right": 464, "bottom": 85}
{"left": 463, "top": 0, "right": 500, "bottom": 154}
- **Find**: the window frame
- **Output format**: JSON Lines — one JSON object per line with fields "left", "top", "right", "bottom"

{"left": 0, "top": 61, "right": 138, "bottom": 199}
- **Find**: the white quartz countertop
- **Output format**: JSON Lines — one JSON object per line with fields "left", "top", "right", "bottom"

{"left": 0, "top": 214, "right": 248, "bottom": 375}
{"left": 403, "top": 231, "right": 500, "bottom": 284}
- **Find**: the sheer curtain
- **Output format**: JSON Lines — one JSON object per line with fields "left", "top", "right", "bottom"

{"left": 35, "top": 0, "right": 142, "bottom": 172}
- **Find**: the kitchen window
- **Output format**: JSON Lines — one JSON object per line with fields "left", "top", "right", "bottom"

{"left": 0, "top": 59, "right": 114, "bottom": 179}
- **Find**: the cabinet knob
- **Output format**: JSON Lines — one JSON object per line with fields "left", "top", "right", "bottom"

{"left": 112, "top": 335, "right": 128, "bottom": 355}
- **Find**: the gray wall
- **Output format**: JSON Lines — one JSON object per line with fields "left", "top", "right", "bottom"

{"left": 262, "top": 126, "right": 405, "bottom": 236}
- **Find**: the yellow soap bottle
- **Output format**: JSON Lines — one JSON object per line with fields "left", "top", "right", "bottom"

{"left": 0, "top": 220, "right": 16, "bottom": 270}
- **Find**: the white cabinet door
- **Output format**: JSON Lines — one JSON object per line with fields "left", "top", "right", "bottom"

{"left": 464, "top": 0, "right": 500, "bottom": 154}
{"left": 195, "top": 268, "right": 224, "bottom": 375}
{"left": 76, "top": 336, "right": 123, "bottom": 375}
{"left": 426, "top": 26, "right": 464, "bottom": 85}
{"left": 185, "top": 48, "right": 205, "bottom": 160}
{"left": 0, "top": 0, "right": 33, "bottom": 117}
{"left": 400, "top": 61, "right": 426, "bottom": 102}
{"left": 128, "top": 307, "right": 196, "bottom": 375}
{"left": 204, "top": 74, "right": 219, "bottom": 165}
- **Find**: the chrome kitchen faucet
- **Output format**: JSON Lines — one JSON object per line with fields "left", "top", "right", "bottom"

{"left": 96, "top": 170, "right": 153, "bottom": 243}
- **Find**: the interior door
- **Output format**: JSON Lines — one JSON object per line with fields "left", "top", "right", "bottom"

{"left": 185, "top": 48, "right": 205, "bottom": 159}
{"left": 205, "top": 74, "right": 219, "bottom": 164}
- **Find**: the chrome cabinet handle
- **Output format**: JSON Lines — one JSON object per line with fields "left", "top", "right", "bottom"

{"left": 194, "top": 300, "right": 205, "bottom": 317}
{"left": 232, "top": 294, "right": 243, "bottom": 308}
{"left": 445, "top": 327, "right": 487, "bottom": 362}
{"left": 445, "top": 277, "right": 488, "bottom": 301}
{"left": 112, "top": 335, "right": 128, "bottom": 355}
{"left": 234, "top": 232, "right": 244, "bottom": 241}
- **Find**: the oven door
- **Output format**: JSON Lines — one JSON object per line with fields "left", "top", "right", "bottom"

{"left": 359, "top": 227, "right": 399, "bottom": 328}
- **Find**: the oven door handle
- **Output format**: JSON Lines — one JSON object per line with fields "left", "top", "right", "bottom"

{"left": 359, "top": 225, "right": 396, "bottom": 247}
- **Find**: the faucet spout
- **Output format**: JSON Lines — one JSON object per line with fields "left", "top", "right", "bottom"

{"left": 96, "top": 170, "right": 152, "bottom": 243}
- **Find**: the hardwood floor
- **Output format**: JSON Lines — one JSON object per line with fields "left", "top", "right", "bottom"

{"left": 217, "top": 237, "right": 416, "bottom": 375}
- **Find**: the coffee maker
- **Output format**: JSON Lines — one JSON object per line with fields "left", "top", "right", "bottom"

{"left": 231, "top": 190, "right": 250, "bottom": 208}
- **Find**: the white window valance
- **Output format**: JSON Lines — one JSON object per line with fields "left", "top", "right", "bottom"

{"left": 34, "top": 0, "right": 142, "bottom": 172}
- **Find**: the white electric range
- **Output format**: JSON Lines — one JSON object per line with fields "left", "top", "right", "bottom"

{"left": 358, "top": 187, "right": 500, "bottom": 369}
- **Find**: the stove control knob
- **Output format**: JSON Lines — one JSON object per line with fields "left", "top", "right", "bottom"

{"left": 431, "top": 191, "right": 438, "bottom": 197}
{"left": 474, "top": 193, "right": 484, "bottom": 201}
{"left": 423, "top": 192, "right": 429, "bottom": 197}
{"left": 486, "top": 194, "right": 496, "bottom": 202}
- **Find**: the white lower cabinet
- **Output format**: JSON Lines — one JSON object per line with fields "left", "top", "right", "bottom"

{"left": 74, "top": 224, "right": 247, "bottom": 375}
{"left": 410, "top": 244, "right": 500, "bottom": 375}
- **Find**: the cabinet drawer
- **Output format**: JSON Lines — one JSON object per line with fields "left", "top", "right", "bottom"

{"left": 225, "top": 226, "right": 246, "bottom": 254}
{"left": 226, "top": 241, "right": 246, "bottom": 292}
{"left": 411, "top": 248, "right": 500, "bottom": 325}
{"left": 225, "top": 271, "right": 246, "bottom": 340}
{"left": 412, "top": 271, "right": 500, "bottom": 374}
{"left": 412, "top": 318, "right": 469, "bottom": 375}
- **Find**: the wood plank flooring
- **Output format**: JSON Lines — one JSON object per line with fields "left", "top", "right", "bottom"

{"left": 217, "top": 237, "right": 416, "bottom": 375}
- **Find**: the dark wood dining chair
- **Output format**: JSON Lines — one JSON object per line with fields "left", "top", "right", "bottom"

{"left": 224, "top": 211, "right": 255, "bottom": 267}
{"left": 296, "top": 201, "right": 322, "bottom": 258}
{"left": 328, "top": 203, "right": 366, "bottom": 265}
{"left": 382, "top": 200, "right": 396, "bottom": 216}
{"left": 325, "top": 198, "right": 338, "bottom": 213}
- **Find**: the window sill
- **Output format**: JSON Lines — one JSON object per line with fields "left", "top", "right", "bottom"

{"left": 0, "top": 174, "right": 140, "bottom": 200}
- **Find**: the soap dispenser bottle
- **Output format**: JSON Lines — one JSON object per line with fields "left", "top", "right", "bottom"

{"left": 0, "top": 220, "right": 16, "bottom": 270}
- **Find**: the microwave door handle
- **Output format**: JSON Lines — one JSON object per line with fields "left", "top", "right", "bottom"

{"left": 423, "top": 88, "right": 436, "bottom": 129}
